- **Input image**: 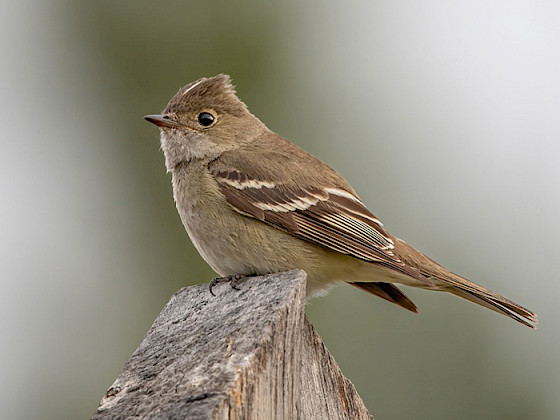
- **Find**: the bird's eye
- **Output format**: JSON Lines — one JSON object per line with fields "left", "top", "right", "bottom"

{"left": 197, "top": 111, "right": 216, "bottom": 127}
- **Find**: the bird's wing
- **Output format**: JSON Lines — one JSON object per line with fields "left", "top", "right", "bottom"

{"left": 208, "top": 145, "right": 537, "bottom": 328}
{"left": 208, "top": 157, "right": 425, "bottom": 283}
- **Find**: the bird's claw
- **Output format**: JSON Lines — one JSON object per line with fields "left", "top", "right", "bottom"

{"left": 209, "top": 274, "right": 246, "bottom": 296}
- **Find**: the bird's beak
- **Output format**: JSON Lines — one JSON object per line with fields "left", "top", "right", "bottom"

{"left": 144, "top": 114, "right": 183, "bottom": 128}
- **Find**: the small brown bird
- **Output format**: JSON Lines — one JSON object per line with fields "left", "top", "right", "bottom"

{"left": 145, "top": 74, "right": 537, "bottom": 328}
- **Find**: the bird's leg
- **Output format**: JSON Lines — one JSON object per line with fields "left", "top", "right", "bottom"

{"left": 209, "top": 273, "right": 255, "bottom": 296}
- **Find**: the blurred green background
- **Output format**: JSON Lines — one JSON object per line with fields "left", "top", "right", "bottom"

{"left": 1, "top": 1, "right": 558, "bottom": 419}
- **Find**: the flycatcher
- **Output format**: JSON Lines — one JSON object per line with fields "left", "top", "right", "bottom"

{"left": 145, "top": 74, "right": 537, "bottom": 328}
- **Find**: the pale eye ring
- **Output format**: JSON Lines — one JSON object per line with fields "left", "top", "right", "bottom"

{"left": 197, "top": 111, "right": 216, "bottom": 127}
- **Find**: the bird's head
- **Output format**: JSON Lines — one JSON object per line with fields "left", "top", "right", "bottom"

{"left": 145, "top": 74, "right": 264, "bottom": 171}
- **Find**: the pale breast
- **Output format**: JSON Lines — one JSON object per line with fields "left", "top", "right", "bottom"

{"left": 169, "top": 161, "right": 350, "bottom": 293}
{"left": 171, "top": 162, "right": 246, "bottom": 275}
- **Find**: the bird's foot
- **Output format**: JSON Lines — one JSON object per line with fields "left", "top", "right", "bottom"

{"left": 209, "top": 273, "right": 253, "bottom": 296}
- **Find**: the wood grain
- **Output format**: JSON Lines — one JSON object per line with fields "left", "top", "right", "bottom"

{"left": 93, "top": 270, "right": 372, "bottom": 419}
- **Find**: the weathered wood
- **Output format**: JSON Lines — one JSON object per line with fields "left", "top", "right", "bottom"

{"left": 93, "top": 270, "right": 372, "bottom": 420}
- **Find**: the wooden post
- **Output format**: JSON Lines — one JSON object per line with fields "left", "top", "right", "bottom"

{"left": 92, "top": 270, "right": 373, "bottom": 419}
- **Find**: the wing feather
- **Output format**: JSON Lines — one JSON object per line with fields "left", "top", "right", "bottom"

{"left": 211, "top": 168, "right": 423, "bottom": 281}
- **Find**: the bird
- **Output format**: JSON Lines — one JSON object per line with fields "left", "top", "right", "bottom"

{"left": 144, "top": 74, "right": 537, "bottom": 329}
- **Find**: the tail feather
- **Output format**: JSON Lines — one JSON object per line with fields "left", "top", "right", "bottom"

{"left": 349, "top": 282, "right": 419, "bottom": 313}
{"left": 392, "top": 238, "right": 537, "bottom": 328}
{"left": 434, "top": 271, "right": 538, "bottom": 328}
{"left": 443, "top": 273, "right": 535, "bottom": 318}
{"left": 448, "top": 286, "right": 537, "bottom": 329}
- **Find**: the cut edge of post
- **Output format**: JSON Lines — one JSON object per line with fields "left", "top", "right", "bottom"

{"left": 93, "top": 270, "right": 372, "bottom": 419}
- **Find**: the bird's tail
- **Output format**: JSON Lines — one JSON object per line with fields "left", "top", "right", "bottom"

{"left": 441, "top": 272, "right": 538, "bottom": 329}
{"left": 393, "top": 238, "right": 538, "bottom": 328}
